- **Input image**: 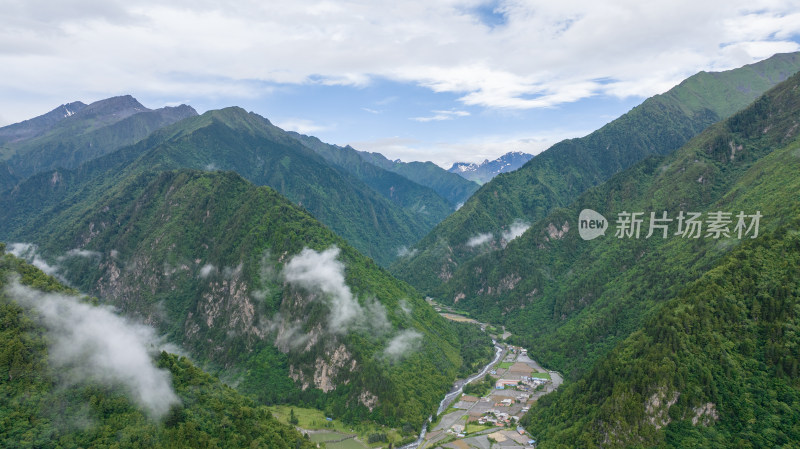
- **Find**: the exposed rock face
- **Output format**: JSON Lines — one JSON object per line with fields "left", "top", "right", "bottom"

{"left": 645, "top": 388, "right": 679, "bottom": 430}
{"left": 691, "top": 402, "right": 719, "bottom": 426}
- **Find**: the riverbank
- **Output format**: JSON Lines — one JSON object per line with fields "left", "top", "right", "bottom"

{"left": 419, "top": 307, "right": 562, "bottom": 449}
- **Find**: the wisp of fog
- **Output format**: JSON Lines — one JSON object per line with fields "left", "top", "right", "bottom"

{"left": 283, "top": 246, "right": 390, "bottom": 334}
{"left": 6, "top": 280, "right": 179, "bottom": 419}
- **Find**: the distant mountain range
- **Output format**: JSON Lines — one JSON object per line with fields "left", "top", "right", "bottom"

{"left": 357, "top": 150, "right": 480, "bottom": 206}
{"left": 447, "top": 151, "right": 534, "bottom": 184}
{"left": 0, "top": 95, "right": 197, "bottom": 192}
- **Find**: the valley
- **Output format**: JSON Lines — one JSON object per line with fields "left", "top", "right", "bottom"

{"left": 1, "top": 44, "right": 799, "bottom": 449}
{"left": 404, "top": 303, "right": 563, "bottom": 449}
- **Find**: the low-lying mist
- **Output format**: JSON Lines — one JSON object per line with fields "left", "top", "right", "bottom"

{"left": 6, "top": 280, "right": 180, "bottom": 419}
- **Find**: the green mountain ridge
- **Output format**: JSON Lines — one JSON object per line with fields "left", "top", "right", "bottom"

{"left": 0, "top": 106, "right": 442, "bottom": 266}
{"left": 436, "top": 69, "right": 800, "bottom": 378}
{"left": 356, "top": 150, "right": 481, "bottom": 206}
{"left": 432, "top": 68, "right": 800, "bottom": 447}
{"left": 391, "top": 51, "right": 800, "bottom": 294}
{"left": 289, "top": 131, "right": 454, "bottom": 230}
{"left": 1, "top": 164, "right": 468, "bottom": 429}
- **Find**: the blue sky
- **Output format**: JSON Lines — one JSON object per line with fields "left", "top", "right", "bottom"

{"left": 2, "top": 0, "right": 800, "bottom": 167}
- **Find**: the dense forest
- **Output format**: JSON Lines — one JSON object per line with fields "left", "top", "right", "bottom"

{"left": 523, "top": 212, "right": 800, "bottom": 447}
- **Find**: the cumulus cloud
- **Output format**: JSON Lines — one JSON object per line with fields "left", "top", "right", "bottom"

{"left": 6, "top": 280, "right": 179, "bottom": 419}
{"left": 383, "top": 329, "right": 422, "bottom": 363}
{"left": 502, "top": 220, "right": 530, "bottom": 243}
{"left": 466, "top": 232, "right": 493, "bottom": 247}
{"left": 283, "top": 246, "right": 390, "bottom": 334}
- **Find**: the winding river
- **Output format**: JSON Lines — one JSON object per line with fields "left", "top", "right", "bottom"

{"left": 398, "top": 340, "right": 505, "bottom": 449}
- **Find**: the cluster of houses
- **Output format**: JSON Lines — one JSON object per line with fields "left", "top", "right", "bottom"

{"left": 476, "top": 409, "right": 520, "bottom": 427}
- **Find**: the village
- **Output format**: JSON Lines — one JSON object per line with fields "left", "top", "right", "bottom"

{"left": 420, "top": 344, "right": 563, "bottom": 449}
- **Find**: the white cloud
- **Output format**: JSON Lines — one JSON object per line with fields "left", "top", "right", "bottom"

{"left": 466, "top": 232, "right": 493, "bottom": 247}
{"left": 411, "top": 109, "right": 470, "bottom": 122}
{"left": 283, "top": 246, "right": 390, "bottom": 334}
{"left": 64, "top": 248, "right": 102, "bottom": 259}
{"left": 6, "top": 280, "right": 179, "bottom": 419}
{"left": 1, "top": 0, "right": 798, "bottom": 123}
{"left": 502, "top": 220, "right": 530, "bottom": 243}
{"left": 396, "top": 246, "right": 418, "bottom": 258}
{"left": 348, "top": 129, "right": 583, "bottom": 168}
{"left": 7, "top": 243, "right": 61, "bottom": 277}
{"left": 274, "top": 118, "right": 333, "bottom": 134}
{"left": 198, "top": 263, "right": 216, "bottom": 278}
{"left": 383, "top": 329, "right": 422, "bottom": 362}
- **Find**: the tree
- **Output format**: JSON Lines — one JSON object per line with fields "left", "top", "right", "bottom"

{"left": 289, "top": 408, "right": 299, "bottom": 426}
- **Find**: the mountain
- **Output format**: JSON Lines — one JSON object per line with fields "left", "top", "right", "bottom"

{"left": 0, "top": 154, "right": 478, "bottom": 431}
{"left": 426, "top": 69, "right": 800, "bottom": 447}
{"left": 0, "top": 95, "right": 197, "bottom": 191}
{"left": 435, "top": 69, "right": 800, "bottom": 378}
{"left": 356, "top": 151, "right": 480, "bottom": 207}
{"left": 0, "top": 101, "right": 87, "bottom": 145}
{"left": 391, "top": 51, "right": 800, "bottom": 294}
{"left": 448, "top": 151, "right": 534, "bottom": 184}
{"left": 0, "top": 246, "right": 316, "bottom": 449}
{"left": 523, "top": 214, "right": 800, "bottom": 447}
{"left": 0, "top": 106, "right": 442, "bottom": 266}
{"left": 288, "top": 131, "right": 454, "bottom": 228}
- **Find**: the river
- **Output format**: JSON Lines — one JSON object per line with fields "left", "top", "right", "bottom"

{"left": 398, "top": 341, "right": 503, "bottom": 449}
{"left": 399, "top": 311, "right": 561, "bottom": 449}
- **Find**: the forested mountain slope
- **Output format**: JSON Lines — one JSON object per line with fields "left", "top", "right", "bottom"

{"left": 0, "top": 107, "right": 441, "bottom": 266}
{"left": 0, "top": 245, "right": 315, "bottom": 449}
{"left": 434, "top": 68, "right": 800, "bottom": 386}
{"left": 523, "top": 211, "right": 800, "bottom": 448}
{"left": 1, "top": 166, "right": 467, "bottom": 429}
{"left": 289, "top": 131, "right": 454, "bottom": 229}
{"left": 392, "top": 51, "right": 800, "bottom": 293}
{"left": 357, "top": 150, "right": 481, "bottom": 207}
